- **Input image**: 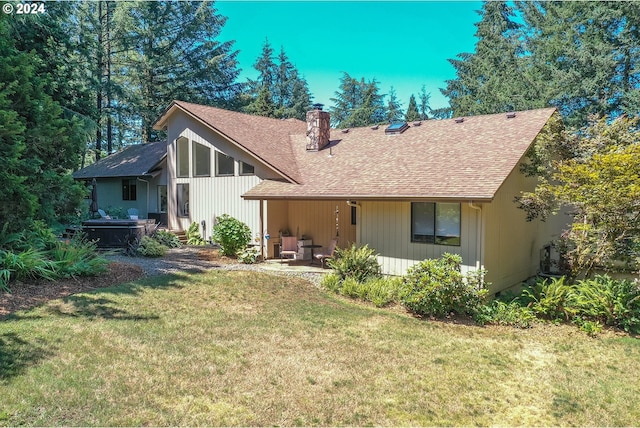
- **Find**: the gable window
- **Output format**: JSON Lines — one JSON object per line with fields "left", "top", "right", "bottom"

{"left": 193, "top": 141, "right": 211, "bottom": 177}
{"left": 411, "top": 202, "right": 460, "bottom": 246}
{"left": 240, "top": 161, "right": 255, "bottom": 175}
{"left": 177, "top": 137, "right": 190, "bottom": 177}
{"left": 122, "top": 179, "right": 137, "bottom": 201}
{"left": 216, "top": 151, "right": 234, "bottom": 176}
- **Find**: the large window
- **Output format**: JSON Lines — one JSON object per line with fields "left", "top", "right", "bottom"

{"left": 216, "top": 151, "right": 234, "bottom": 176}
{"left": 193, "top": 141, "right": 211, "bottom": 177}
{"left": 177, "top": 137, "right": 190, "bottom": 177}
{"left": 411, "top": 202, "right": 461, "bottom": 246}
{"left": 122, "top": 179, "right": 137, "bottom": 201}
{"left": 177, "top": 183, "right": 189, "bottom": 218}
{"left": 158, "top": 185, "right": 167, "bottom": 212}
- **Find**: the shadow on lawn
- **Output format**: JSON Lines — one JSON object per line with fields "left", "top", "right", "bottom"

{"left": 47, "top": 272, "right": 195, "bottom": 320}
{"left": 0, "top": 332, "right": 53, "bottom": 380}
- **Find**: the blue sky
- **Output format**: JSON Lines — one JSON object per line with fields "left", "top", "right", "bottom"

{"left": 216, "top": 1, "right": 483, "bottom": 111}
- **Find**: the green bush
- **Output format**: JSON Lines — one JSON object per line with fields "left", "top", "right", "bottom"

{"left": 476, "top": 300, "right": 537, "bottom": 328}
{"left": 137, "top": 236, "right": 168, "bottom": 258}
{"left": 320, "top": 273, "right": 342, "bottom": 293}
{"left": 401, "top": 253, "right": 488, "bottom": 318}
{"left": 328, "top": 244, "right": 381, "bottom": 283}
{"left": 49, "top": 234, "right": 108, "bottom": 277}
{"left": 568, "top": 275, "right": 640, "bottom": 334}
{"left": 186, "top": 222, "right": 206, "bottom": 246}
{"left": 521, "top": 276, "right": 573, "bottom": 321}
{"left": 212, "top": 215, "right": 251, "bottom": 256}
{"left": 152, "top": 230, "right": 182, "bottom": 248}
{"left": 237, "top": 247, "right": 259, "bottom": 264}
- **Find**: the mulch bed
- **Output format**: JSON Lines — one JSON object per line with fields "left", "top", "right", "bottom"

{"left": 0, "top": 262, "right": 145, "bottom": 318}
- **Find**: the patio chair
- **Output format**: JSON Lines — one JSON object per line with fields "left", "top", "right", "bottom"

{"left": 279, "top": 236, "right": 298, "bottom": 263}
{"left": 315, "top": 239, "right": 337, "bottom": 268}
{"left": 97, "top": 209, "right": 111, "bottom": 219}
{"left": 127, "top": 208, "right": 139, "bottom": 219}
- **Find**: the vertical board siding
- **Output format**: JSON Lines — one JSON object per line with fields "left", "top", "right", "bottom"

{"left": 360, "top": 201, "right": 479, "bottom": 277}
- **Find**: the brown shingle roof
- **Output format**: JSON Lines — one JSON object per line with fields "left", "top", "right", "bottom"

{"left": 243, "top": 108, "right": 557, "bottom": 201}
{"left": 154, "top": 100, "right": 305, "bottom": 183}
{"left": 72, "top": 141, "right": 166, "bottom": 180}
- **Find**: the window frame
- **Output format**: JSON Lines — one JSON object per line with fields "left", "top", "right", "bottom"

{"left": 215, "top": 151, "right": 235, "bottom": 176}
{"left": 122, "top": 179, "right": 137, "bottom": 201}
{"left": 192, "top": 141, "right": 211, "bottom": 177}
{"left": 177, "top": 183, "right": 189, "bottom": 218}
{"left": 239, "top": 161, "right": 255, "bottom": 176}
{"left": 411, "top": 202, "right": 461, "bottom": 246}
{"left": 176, "top": 137, "right": 190, "bottom": 178}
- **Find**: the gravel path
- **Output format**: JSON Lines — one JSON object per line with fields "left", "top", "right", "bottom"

{"left": 103, "top": 246, "right": 327, "bottom": 286}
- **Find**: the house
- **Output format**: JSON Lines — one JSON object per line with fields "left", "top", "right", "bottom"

{"left": 152, "top": 100, "right": 566, "bottom": 293}
{"left": 72, "top": 141, "right": 168, "bottom": 224}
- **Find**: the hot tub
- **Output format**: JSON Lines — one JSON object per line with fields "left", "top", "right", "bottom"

{"left": 82, "top": 219, "right": 157, "bottom": 248}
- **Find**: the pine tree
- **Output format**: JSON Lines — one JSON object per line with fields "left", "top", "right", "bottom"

{"left": 113, "top": 1, "right": 242, "bottom": 142}
{"left": 386, "top": 87, "right": 403, "bottom": 123}
{"left": 405, "top": 94, "right": 421, "bottom": 122}
{"left": 418, "top": 85, "right": 431, "bottom": 120}
{"left": 330, "top": 73, "right": 386, "bottom": 128}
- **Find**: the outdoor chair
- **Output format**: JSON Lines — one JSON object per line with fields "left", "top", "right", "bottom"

{"left": 279, "top": 236, "right": 298, "bottom": 263}
{"left": 128, "top": 208, "right": 139, "bottom": 219}
{"left": 97, "top": 209, "right": 111, "bottom": 219}
{"left": 315, "top": 239, "right": 337, "bottom": 268}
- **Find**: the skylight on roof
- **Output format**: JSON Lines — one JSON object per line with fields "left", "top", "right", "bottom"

{"left": 385, "top": 122, "right": 409, "bottom": 135}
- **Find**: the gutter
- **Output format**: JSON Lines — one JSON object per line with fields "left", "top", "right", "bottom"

{"left": 468, "top": 202, "right": 484, "bottom": 274}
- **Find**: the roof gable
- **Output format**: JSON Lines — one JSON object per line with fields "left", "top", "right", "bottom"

{"left": 155, "top": 101, "right": 304, "bottom": 183}
{"left": 72, "top": 141, "right": 166, "bottom": 180}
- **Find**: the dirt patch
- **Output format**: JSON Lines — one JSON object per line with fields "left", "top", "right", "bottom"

{"left": 0, "top": 262, "right": 145, "bottom": 318}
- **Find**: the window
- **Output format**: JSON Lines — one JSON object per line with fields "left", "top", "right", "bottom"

{"left": 240, "top": 161, "right": 255, "bottom": 175}
{"left": 193, "top": 141, "right": 211, "bottom": 177}
{"left": 122, "top": 179, "right": 137, "bottom": 201}
{"left": 158, "top": 185, "right": 167, "bottom": 212}
{"left": 411, "top": 202, "right": 460, "bottom": 245}
{"left": 216, "top": 151, "right": 234, "bottom": 176}
{"left": 177, "top": 137, "right": 190, "bottom": 177}
{"left": 177, "top": 183, "right": 189, "bottom": 218}
{"left": 351, "top": 205, "right": 357, "bottom": 225}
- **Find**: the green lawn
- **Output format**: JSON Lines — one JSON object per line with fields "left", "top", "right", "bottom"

{"left": 1, "top": 270, "right": 639, "bottom": 426}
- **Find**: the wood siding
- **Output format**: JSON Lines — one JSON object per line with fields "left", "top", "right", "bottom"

{"left": 360, "top": 201, "right": 480, "bottom": 278}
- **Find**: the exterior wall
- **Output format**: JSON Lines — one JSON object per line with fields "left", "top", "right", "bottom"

{"left": 94, "top": 172, "right": 165, "bottom": 219}
{"left": 359, "top": 201, "right": 481, "bottom": 277}
{"left": 482, "top": 167, "right": 567, "bottom": 293}
{"left": 165, "top": 111, "right": 270, "bottom": 239}
{"left": 265, "top": 200, "right": 357, "bottom": 258}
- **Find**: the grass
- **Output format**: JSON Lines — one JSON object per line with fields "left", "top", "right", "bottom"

{"left": 1, "top": 270, "right": 639, "bottom": 426}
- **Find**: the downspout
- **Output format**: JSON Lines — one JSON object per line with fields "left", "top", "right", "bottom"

{"left": 468, "top": 202, "right": 483, "bottom": 272}
{"left": 137, "top": 177, "right": 150, "bottom": 217}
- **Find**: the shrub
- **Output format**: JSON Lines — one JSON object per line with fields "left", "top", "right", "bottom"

{"left": 363, "top": 276, "right": 404, "bottom": 307}
{"left": 49, "top": 234, "right": 108, "bottom": 278}
{"left": 328, "top": 244, "right": 381, "bottom": 283}
{"left": 521, "top": 276, "right": 572, "bottom": 321}
{"left": 152, "top": 230, "right": 182, "bottom": 248}
{"left": 401, "top": 253, "right": 488, "bottom": 318}
{"left": 137, "top": 236, "right": 168, "bottom": 258}
{"left": 568, "top": 275, "right": 640, "bottom": 334}
{"left": 475, "top": 300, "right": 537, "bottom": 328}
{"left": 237, "top": 247, "right": 259, "bottom": 264}
{"left": 320, "top": 273, "right": 342, "bottom": 293}
{"left": 186, "top": 222, "right": 206, "bottom": 246}
{"left": 212, "top": 215, "right": 252, "bottom": 256}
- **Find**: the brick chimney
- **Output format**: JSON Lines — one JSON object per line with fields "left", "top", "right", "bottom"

{"left": 306, "top": 103, "right": 330, "bottom": 151}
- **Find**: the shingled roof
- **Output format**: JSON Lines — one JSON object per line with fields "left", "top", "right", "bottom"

{"left": 154, "top": 100, "right": 305, "bottom": 183}
{"left": 72, "top": 141, "right": 166, "bottom": 180}
{"left": 243, "top": 107, "right": 557, "bottom": 201}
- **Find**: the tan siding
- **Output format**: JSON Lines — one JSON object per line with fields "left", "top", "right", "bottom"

{"left": 360, "top": 201, "right": 480, "bottom": 276}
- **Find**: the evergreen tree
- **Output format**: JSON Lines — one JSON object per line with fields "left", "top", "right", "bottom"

{"left": 245, "top": 86, "right": 276, "bottom": 118}
{"left": 330, "top": 73, "right": 386, "bottom": 128}
{"left": 386, "top": 87, "right": 403, "bottom": 122}
{"left": 246, "top": 41, "right": 311, "bottom": 120}
{"left": 442, "top": 1, "right": 541, "bottom": 116}
{"left": 405, "top": 94, "right": 421, "bottom": 122}
{"left": 113, "top": 1, "right": 242, "bottom": 142}
{"left": 418, "top": 85, "right": 431, "bottom": 120}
